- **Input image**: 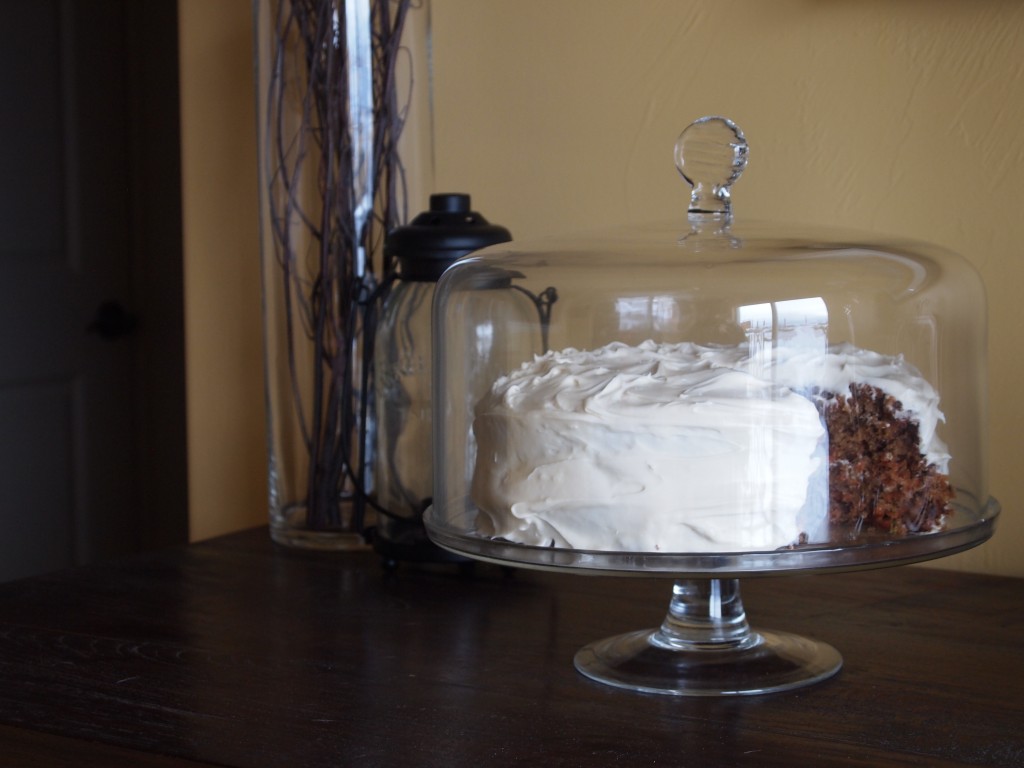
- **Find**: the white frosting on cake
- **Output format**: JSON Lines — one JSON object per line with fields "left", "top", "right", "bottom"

{"left": 470, "top": 340, "right": 947, "bottom": 553}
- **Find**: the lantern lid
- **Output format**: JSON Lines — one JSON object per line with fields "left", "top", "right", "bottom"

{"left": 385, "top": 193, "right": 511, "bottom": 281}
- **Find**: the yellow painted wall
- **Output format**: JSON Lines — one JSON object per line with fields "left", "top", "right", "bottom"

{"left": 179, "top": 0, "right": 1024, "bottom": 575}
{"left": 179, "top": 0, "right": 265, "bottom": 542}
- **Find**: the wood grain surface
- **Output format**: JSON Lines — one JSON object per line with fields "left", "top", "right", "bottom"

{"left": 0, "top": 527, "right": 1021, "bottom": 767}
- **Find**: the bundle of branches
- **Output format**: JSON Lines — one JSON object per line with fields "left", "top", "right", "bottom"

{"left": 264, "top": 0, "right": 412, "bottom": 532}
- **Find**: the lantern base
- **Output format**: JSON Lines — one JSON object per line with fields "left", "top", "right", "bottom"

{"left": 372, "top": 515, "right": 473, "bottom": 569}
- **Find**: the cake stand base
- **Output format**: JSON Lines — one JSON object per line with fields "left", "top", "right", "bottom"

{"left": 574, "top": 578, "right": 841, "bottom": 696}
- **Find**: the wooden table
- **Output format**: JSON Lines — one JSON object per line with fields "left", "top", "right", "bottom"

{"left": 0, "top": 526, "right": 1021, "bottom": 767}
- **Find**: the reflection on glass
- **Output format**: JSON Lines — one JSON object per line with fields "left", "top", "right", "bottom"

{"left": 739, "top": 297, "right": 828, "bottom": 364}
{"left": 614, "top": 296, "right": 681, "bottom": 333}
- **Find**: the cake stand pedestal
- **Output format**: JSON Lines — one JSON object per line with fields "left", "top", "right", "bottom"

{"left": 574, "top": 577, "right": 840, "bottom": 696}
{"left": 424, "top": 498, "right": 997, "bottom": 697}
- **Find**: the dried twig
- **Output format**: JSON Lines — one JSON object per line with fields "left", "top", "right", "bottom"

{"left": 263, "top": 0, "right": 413, "bottom": 531}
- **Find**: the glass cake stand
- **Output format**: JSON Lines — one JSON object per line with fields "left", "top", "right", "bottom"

{"left": 425, "top": 116, "right": 998, "bottom": 696}
{"left": 423, "top": 498, "right": 998, "bottom": 696}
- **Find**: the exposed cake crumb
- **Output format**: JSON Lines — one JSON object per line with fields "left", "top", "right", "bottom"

{"left": 817, "top": 383, "right": 953, "bottom": 535}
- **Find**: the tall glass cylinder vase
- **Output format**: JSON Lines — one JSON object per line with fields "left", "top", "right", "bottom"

{"left": 253, "top": 0, "right": 426, "bottom": 549}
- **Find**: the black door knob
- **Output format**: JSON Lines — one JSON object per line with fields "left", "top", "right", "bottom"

{"left": 88, "top": 300, "right": 139, "bottom": 340}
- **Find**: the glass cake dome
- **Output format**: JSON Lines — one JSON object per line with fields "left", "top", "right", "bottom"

{"left": 424, "top": 117, "right": 998, "bottom": 696}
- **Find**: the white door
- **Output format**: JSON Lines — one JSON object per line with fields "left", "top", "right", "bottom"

{"left": 0, "top": 1, "right": 187, "bottom": 581}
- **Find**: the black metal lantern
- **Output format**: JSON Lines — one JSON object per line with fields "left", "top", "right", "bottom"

{"left": 372, "top": 193, "right": 517, "bottom": 565}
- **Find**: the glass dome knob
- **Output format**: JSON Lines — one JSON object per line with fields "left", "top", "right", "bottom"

{"left": 674, "top": 116, "right": 749, "bottom": 217}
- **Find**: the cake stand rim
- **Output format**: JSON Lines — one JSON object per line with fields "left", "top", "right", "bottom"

{"left": 422, "top": 496, "right": 999, "bottom": 579}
